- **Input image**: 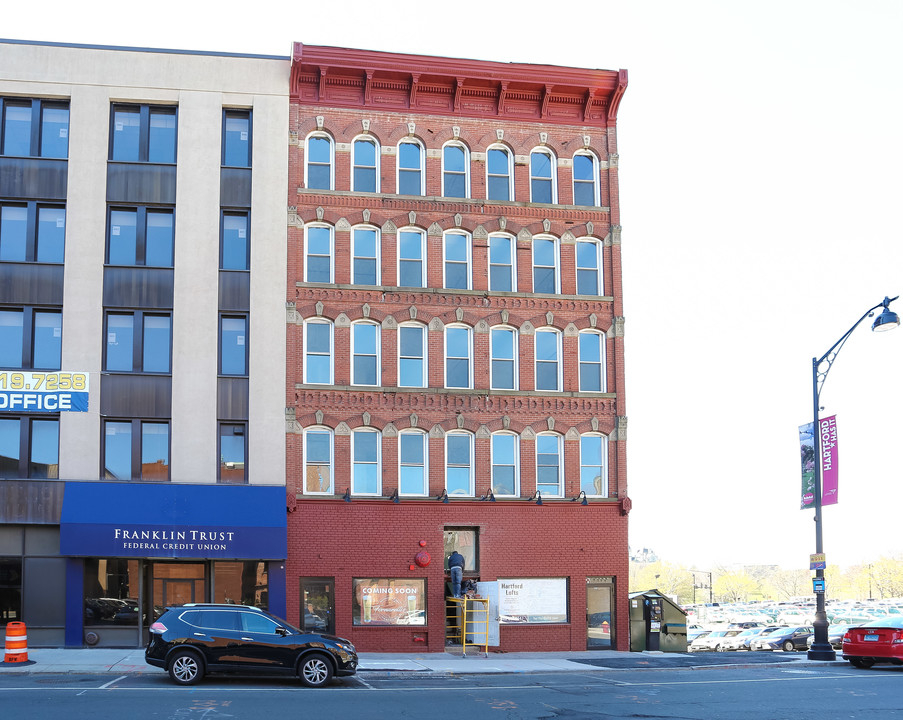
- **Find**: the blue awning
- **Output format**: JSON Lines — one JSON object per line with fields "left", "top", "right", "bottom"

{"left": 60, "top": 482, "right": 286, "bottom": 560}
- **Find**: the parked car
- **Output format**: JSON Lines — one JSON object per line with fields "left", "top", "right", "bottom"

{"left": 806, "top": 623, "right": 861, "bottom": 651}
{"left": 687, "top": 625, "right": 710, "bottom": 643}
{"left": 719, "top": 626, "right": 783, "bottom": 651}
{"left": 842, "top": 616, "right": 903, "bottom": 668}
{"left": 750, "top": 626, "right": 813, "bottom": 652}
{"left": 145, "top": 603, "right": 358, "bottom": 687}
{"left": 689, "top": 628, "right": 741, "bottom": 652}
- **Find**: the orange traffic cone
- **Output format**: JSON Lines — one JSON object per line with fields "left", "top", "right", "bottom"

{"left": 4, "top": 622, "right": 28, "bottom": 663}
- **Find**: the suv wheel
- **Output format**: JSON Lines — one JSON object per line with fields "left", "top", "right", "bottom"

{"left": 298, "top": 652, "right": 333, "bottom": 688}
{"left": 168, "top": 649, "right": 204, "bottom": 686}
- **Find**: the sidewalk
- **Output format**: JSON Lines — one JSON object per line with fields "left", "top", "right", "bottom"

{"left": 0, "top": 648, "right": 849, "bottom": 676}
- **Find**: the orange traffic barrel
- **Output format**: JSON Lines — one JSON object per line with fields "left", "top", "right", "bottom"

{"left": 4, "top": 622, "right": 28, "bottom": 663}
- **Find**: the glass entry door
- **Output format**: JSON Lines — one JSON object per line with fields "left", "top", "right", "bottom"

{"left": 147, "top": 561, "right": 207, "bottom": 625}
{"left": 586, "top": 576, "right": 614, "bottom": 649}
{"left": 300, "top": 577, "right": 334, "bottom": 635}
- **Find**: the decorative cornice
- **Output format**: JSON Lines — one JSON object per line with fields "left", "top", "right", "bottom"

{"left": 291, "top": 43, "right": 627, "bottom": 130}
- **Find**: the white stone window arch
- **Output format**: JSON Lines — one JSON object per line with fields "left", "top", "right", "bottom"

{"left": 489, "top": 325, "right": 518, "bottom": 390}
{"left": 443, "top": 230, "right": 472, "bottom": 290}
{"left": 397, "top": 321, "right": 428, "bottom": 388}
{"left": 303, "top": 223, "right": 334, "bottom": 283}
{"left": 441, "top": 140, "right": 470, "bottom": 198}
{"left": 351, "top": 224, "right": 380, "bottom": 286}
{"left": 352, "top": 135, "right": 380, "bottom": 192}
{"left": 351, "top": 426, "right": 381, "bottom": 496}
{"left": 535, "top": 432, "right": 563, "bottom": 497}
{"left": 302, "top": 426, "right": 334, "bottom": 495}
{"left": 534, "top": 327, "right": 562, "bottom": 391}
{"left": 488, "top": 232, "right": 517, "bottom": 292}
{"left": 531, "top": 235, "right": 560, "bottom": 294}
{"left": 444, "top": 323, "right": 473, "bottom": 389}
{"left": 304, "top": 131, "right": 334, "bottom": 190}
{"left": 397, "top": 226, "right": 426, "bottom": 288}
{"left": 303, "top": 318, "right": 333, "bottom": 385}
{"left": 445, "top": 430, "right": 475, "bottom": 496}
{"left": 490, "top": 431, "right": 520, "bottom": 497}
{"left": 399, "top": 429, "right": 429, "bottom": 496}
{"left": 529, "top": 146, "right": 557, "bottom": 204}
{"left": 578, "top": 329, "right": 606, "bottom": 392}
{"left": 350, "top": 320, "right": 380, "bottom": 386}
{"left": 397, "top": 138, "right": 425, "bottom": 196}
{"left": 573, "top": 149, "right": 600, "bottom": 206}
{"left": 575, "top": 236, "right": 603, "bottom": 296}
{"left": 486, "top": 143, "right": 513, "bottom": 201}
{"left": 580, "top": 433, "right": 609, "bottom": 497}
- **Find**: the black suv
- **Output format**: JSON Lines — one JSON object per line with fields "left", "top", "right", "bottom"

{"left": 145, "top": 604, "right": 357, "bottom": 687}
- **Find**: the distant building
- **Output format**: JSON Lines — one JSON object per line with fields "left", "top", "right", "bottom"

{"left": 285, "top": 43, "right": 630, "bottom": 652}
{"left": 0, "top": 40, "right": 289, "bottom": 646}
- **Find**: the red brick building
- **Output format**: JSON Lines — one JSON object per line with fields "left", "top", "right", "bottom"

{"left": 285, "top": 43, "right": 629, "bottom": 652}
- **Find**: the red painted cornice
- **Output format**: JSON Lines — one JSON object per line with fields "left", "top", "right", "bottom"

{"left": 291, "top": 43, "right": 627, "bottom": 129}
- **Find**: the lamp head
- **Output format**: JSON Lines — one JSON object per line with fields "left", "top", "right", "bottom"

{"left": 872, "top": 297, "right": 900, "bottom": 332}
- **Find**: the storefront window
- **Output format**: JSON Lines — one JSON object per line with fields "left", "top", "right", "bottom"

{"left": 352, "top": 578, "right": 426, "bottom": 626}
{"left": 498, "top": 577, "right": 568, "bottom": 624}
{"left": 213, "top": 561, "right": 268, "bottom": 609}
{"left": 0, "top": 559, "right": 22, "bottom": 622}
{"left": 83, "top": 558, "right": 140, "bottom": 626}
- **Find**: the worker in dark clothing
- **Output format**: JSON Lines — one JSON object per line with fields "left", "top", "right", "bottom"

{"left": 447, "top": 550, "right": 465, "bottom": 598}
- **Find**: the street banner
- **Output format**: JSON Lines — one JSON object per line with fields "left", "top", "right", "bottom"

{"left": 799, "top": 422, "right": 816, "bottom": 509}
{"left": 819, "top": 415, "right": 838, "bottom": 506}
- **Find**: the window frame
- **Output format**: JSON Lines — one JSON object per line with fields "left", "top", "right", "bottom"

{"left": 0, "top": 98, "right": 69, "bottom": 159}
{"left": 398, "top": 429, "right": 428, "bottom": 497}
{"left": 103, "top": 310, "right": 172, "bottom": 374}
{"left": 486, "top": 145, "right": 513, "bottom": 202}
{"left": 106, "top": 205, "right": 175, "bottom": 268}
{"left": 305, "top": 132, "right": 334, "bottom": 191}
{"left": 352, "top": 136, "right": 380, "bottom": 193}
{"left": 578, "top": 330, "right": 606, "bottom": 392}
{"left": 444, "top": 324, "right": 473, "bottom": 389}
{"left": 0, "top": 416, "right": 60, "bottom": 479}
{"left": 219, "top": 314, "right": 248, "bottom": 377}
{"left": 397, "top": 228, "right": 426, "bottom": 288}
{"left": 490, "top": 326, "right": 518, "bottom": 391}
{"left": 351, "top": 320, "right": 380, "bottom": 387}
{"left": 218, "top": 422, "right": 247, "bottom": 484}
{"left": 488, "top": 233, "right": 516, "bottom": 293}
{"left": 445, "top": 430, "right": 474, "bottom": 497}
{"left": 441, "top": 141, "right": 469, "bottom": 198}
{"left": 397, "top": 138, "right": 425, "bottom": 196}
{"left": 222, "top": 109, "right": 251, "bottom": 168}
{"left": 535, "top": 433, "right": 563, "bottom": 498}
{"left": 302, "top": 427, "right": 334, "bottom": 495}
{"left": 532, "top": 235, "right": 560, "bottom": 294}
{"left": 443, "top": 231, "right": 472, "bottom": 290}
{"left": 0, "top": 306, "right": 62, "bottom": 371}
{"left": 572, "top": 151, "right": 600, "bottom": 206}
{"left": 351, "top": 427, "right": 382, "bottom": 496}
{"left": 575, "top": 237, "right": 603, "bottom": 296}
{"left": 102, "top": 418, "right": 171, "bottom": 482}
{"left": 220, "top": 210, "right": 250, "bottom": 271}
{"left": 580, "top": 434, "right": 608, "bottom": 497}
{"left": 304, "top": 224, "right": 334, "bottom": 283}
{"left": 109, "top": 103, "right": 178, "bottom": 164}
{"left": 529, "top": 147, "right": 557, "bottom": 204}
{"left": 303, "top": 319, "right": 334, "bottom": 385}
{"left": 351, "top": 225, "right": 380, "bottom": 286}
{"left": 534, "top": 328, "right": 562, "bottom": 392}
{"left": 1, "top": 201, "right": 67, "bottom": 264}
{"left": 397, "top": 322, "right": 427, "bottom": 388}
{"left": 490, "top": 432, "right": 519, "bottom": 497}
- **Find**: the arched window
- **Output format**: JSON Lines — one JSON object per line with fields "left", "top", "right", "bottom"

{"left": 305, "top": 132, "right": 333, "bottom": 190}
{"left": 351, "top": 225, "right": 380, "bottom": 285}
{"left": 398, "top": 227, "right": 426, "bottom": 288}
{"left": 580, "top": 434, "right": 608, "bottom": 497}
{"left": 575, "top": 237, "right": 603, "bottom": 296}
{"left": 398, "top": 322, "right": 427, "bottom": 388}
{"left": 573, "top": 150, "right": 599, "bottom": 206}
{"left": 352, "top": 136, "right": 379, "bottom": 192}
{"left": 446, "top": 431, "right": 474, "bottom": 496}
{"left": 351, "top": 321, "right": 380, "bottom": 386}
{"left": 491, "top": 432, "right": 519, "bottom": 497}
{"left": 536, "top": 433, "right": 563, "bottom": 497}
{"left": 532, "top": 236, "right": 559, "bottom": 294}
{"left": 445, "top": 324, "right": 472, "bottom": 389}
{"left": 490, "top": 326, "right": 517, "bottom": 390}
{"left": 579, "top": 330, "right": 606, "bottom": 392}
{"left": 303, "top": 427, "right": 333, "bottom": 495}
{"left": 399, "top": 429, "right": 428, "bottom": 496}
{"left": 397, "top": 139, "right": 424, "bottom": 195}
{"left": 304, "top": 224, "right": 333, "bottom": 283}
{"left": 442, "top": 141, "right": 469, "bottom": 198}
{"left": 535, "top": 328, "right": 561, "bottom": 391}
{"left": 486, "top": 145, "right": 513, "bottom": 201}
{"left": 303, "top": 319, "right": 333, "bottom": 385}
{"left": 488, "top": 233, "right": 516, "bottom": 292}
{"left": 443, "top": 231, "right": 471, "bottom": 290}
{"left": 351, "top": 427, "right": 381, "bottom": 496}
{"left": 530, "top": 148, "right": 556, "bottom": 203}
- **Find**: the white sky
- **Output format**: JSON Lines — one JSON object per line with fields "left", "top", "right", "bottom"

{"left": 5, "top": 0, "right": 903, "bottom": 573}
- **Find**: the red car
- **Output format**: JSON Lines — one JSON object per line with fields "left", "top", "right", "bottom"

{"left": 842, "top": 616, "right": 903, "bottom": 668}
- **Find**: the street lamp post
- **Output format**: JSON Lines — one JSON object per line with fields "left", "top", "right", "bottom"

{"left": 807, "top": 296, "right": 899, "bottom": 661}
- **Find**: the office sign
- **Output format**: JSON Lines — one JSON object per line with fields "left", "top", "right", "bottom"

{"left": 0, "top": 371, "right": 89, "bottom": 412}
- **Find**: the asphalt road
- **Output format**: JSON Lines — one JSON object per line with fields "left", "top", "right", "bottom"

{"left": 0, "top": 664, "right": 900, "bottom": 719}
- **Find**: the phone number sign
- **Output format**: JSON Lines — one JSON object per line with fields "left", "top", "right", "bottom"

{"left": 0, "top": 371, "right": 89, "bottom": 412}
